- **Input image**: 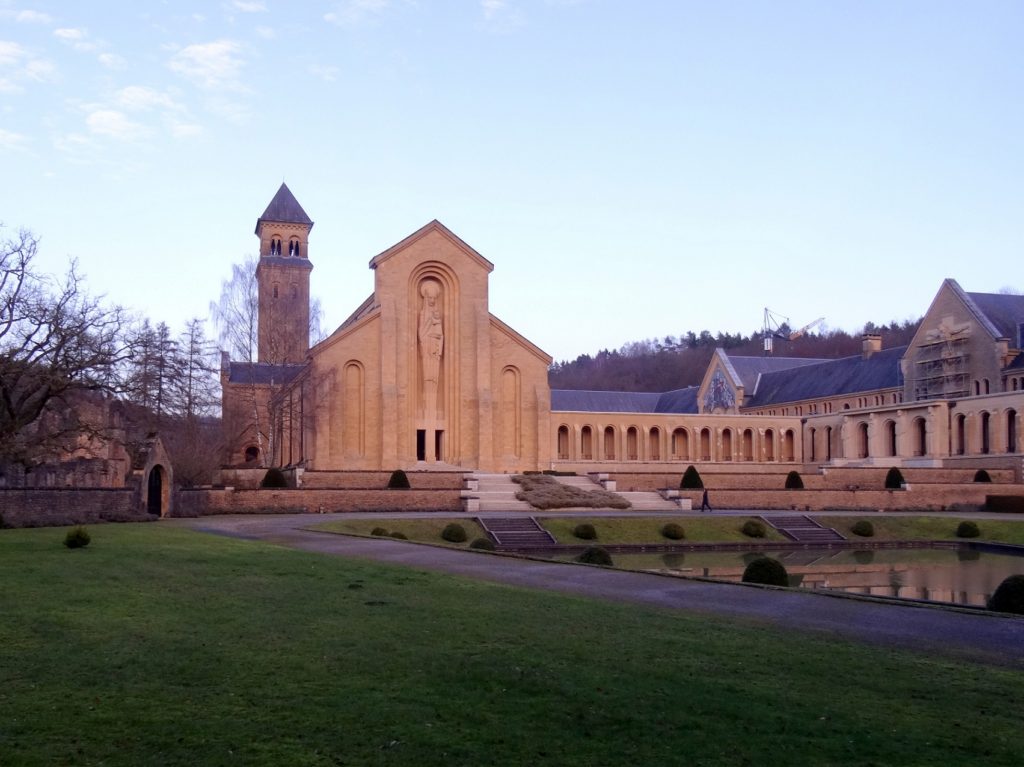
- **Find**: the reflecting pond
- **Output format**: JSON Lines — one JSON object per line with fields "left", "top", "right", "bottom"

{"left": 563, "top": 548, "right": 1024, "bottom": 607}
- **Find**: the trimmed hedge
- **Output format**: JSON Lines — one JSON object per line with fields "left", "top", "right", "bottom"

{"left": 850, "top": 520, "right": 875, "bottom": 538}
{"left": 469, "top": 537, "right": 496, "bottom": 551}
{"left": 573, "top": 523, "right": 597, "bottom": 540}
{"left": 389, "top": 531, "right": 408, "bottom": 540}
{"left": 680, "top": 465, "right": 704, "bottom": 490}
{"left": 660, "top": 523, "right": 685, "bottom": 540}
{"left": 956, "top": 520, "right": 980, "bottom": 538}
{"left": 441, "top": 523, "right": 467, "bottom": 543}
{"left": 988, "top": 574, "right": 1024, "bottom": 615}
{"left": 64, "top": 526, "right": 91, "bottom": 549}
{"left": 370, "top": 527, "right": 388, "bottom": 536}
{"left": 741, "top": 519, "right": 766, "bottom": 538}
{"left": 742, "top": 557, "right": 789, "bottom": 587}
{"left": 577, "top": 546, "right": 613, "bottom": 566}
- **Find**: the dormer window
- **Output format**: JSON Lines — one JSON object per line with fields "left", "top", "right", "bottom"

{"left": 270, "top": 237, "right": 282, "bottom": 256}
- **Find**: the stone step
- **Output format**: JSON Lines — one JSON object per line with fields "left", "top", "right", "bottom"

{"left": 477, "top": 516, "right": 556, "bottom": 548}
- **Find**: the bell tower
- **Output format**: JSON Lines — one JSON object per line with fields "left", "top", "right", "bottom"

{"left": 254, "top": 183, "right": 314, "bottom": 363}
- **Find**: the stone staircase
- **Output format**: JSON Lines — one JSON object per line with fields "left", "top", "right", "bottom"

{"left": 478, "top": 517, "right": 556, "bottom": 548}
{"left": 552, "top": 475, "right": 682, "bottom": 511}
{"left": 762, "top": 514, "right": 846, "bottom": 543}
{"left": 468, "top": 473, "right": 535, "bottom": 512}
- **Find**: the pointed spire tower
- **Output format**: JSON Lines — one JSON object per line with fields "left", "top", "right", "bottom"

{"left": 254, "top": 183, "right": 314, "bottom": 363}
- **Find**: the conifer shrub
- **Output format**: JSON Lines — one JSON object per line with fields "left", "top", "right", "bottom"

{"left": 470, "top": 537, "right": 496, "bottom": 551}
{"left": 389, "top": 531, "right": 408, "bottom": 540}
{"left": 577, "top": 546, "right": 613, "bottom": 566}
{"left": 884, "top": 467, "right": 905, "bottom": 489}
{"left": 261, "top": 467, "right": 288, "bottom": 488}
{"left": 370, "top": 527, "right": 388, "bottom": 536}
{"left": 987, "top": 574, "right": 1024, "bottom": 615}
{"left": 660, "top": 522, "right": 685, "bottom": 540}
{"left": 741, "top": 556, "right": 789, "bottom": 586}
{"left": 851, "top": 520, "right": 875, "bottom": 538}
{"left": 956, "top": 520, "right": 980, "bottom": 538}
{"left": 387, "top": 469, "right": 411, "bottom": 489}
{"left": 784, "top": 470, "right": 804, "bottom": 489}
{"left": 741, "top": 519, "right": 766, "bottom": 538}
{"left": 64, "top": 526, "right": 91, "bottom": 549}
{"left": 573, "top": 523, "right": 597, "bottom": 540}
{"left": 974, "top": 469, "right": 992, "bottom": 483}
{"left": 680, "top": 465, "right": 704, "bottom": 489}
{"left": 441, "top": 523, "right": 467, "bottom": 543}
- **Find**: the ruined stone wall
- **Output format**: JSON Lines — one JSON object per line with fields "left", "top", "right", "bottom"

{"left": 0, "top": 488, "right": 151, "bottom": 528}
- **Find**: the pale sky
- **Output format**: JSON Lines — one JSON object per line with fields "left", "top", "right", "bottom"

{"left": 2, "top": 1, "right": 1021, "bottom": 362}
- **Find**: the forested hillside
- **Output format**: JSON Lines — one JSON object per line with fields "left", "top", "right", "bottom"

{"left": 548, "top": 320, "right": 921, "bottom": 392}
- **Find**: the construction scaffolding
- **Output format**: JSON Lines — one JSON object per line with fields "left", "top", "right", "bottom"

{"left": 914, "top": 336, "right": 970, "bottom": 399}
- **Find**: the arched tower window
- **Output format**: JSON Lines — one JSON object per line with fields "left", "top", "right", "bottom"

{"left": 289, "top": 237, "right": 301, "bottom": 257}
{"left": 270, "top": 237, "right": 282, "bottom": 256}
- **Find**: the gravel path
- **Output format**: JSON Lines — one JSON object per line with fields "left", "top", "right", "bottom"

{"left": 171, "top": 513, "right": 1024, "bottom": 669}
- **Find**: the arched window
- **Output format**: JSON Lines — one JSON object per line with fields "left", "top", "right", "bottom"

{"left": 1007, "top": 409, "right": 1018, "bottom": 454}
{"left": 981, "top": 412, "right": 991, "bottom": 455}
{"left": 626, "top": 426, "right": 639, "bottom": 460}
{"left": 825, "top": 426, "right": 833, "bottom": 461}
{"left": 955, "top": 414, "right": 966, "bottom": 455}
{"left": 859, "top": 422, "right": 870, "bottom": 459}
{"left": 984, "top": 379, "right": 990, "bottom": 395}
{"left": 974, "top": 380, "right": 981, "bottom": 396}
{"left": 809, "top": 427, "right": 816, "bottom": 462}
{"left": 765, "top": 429, "right": 775, "bottom": 461}
{"left": 244, "top": 445, "right": 259, "bottom": 463}
{"left": 671, "top": 428, "right": 688, "bottom": 460}
{"left": 884, "top": 420, "right": 897, "bottom": 457}
{"left": 557, "top": 425, "right": 570, "bottom": 460}
{"left": 721, "top": 429, "right": 733, "bottom": 461}
{"left": 741, "top": 428, "right": 753, "bottom": 461}
{"left": 914, "top": 417, "right": 927, "bottom": 456}
{"left": 783, "top": 429, "right": 795, "bottom": 462}
{"left": 289, "top": 237, "right": 301, "bottom": 257}
{"left": 700, "top": 428, "right": 711, "bottom": 461}
{"left": 581, "top": 426, "right": 593, "bottom": 460}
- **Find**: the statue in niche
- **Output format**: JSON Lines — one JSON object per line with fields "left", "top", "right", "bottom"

{"left": 418, "top": 279, "right": 444, "bottom": 386}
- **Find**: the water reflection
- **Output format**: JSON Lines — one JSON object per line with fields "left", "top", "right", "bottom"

{"left": 614, "top": 548, "right": 1024, "bottom": 608}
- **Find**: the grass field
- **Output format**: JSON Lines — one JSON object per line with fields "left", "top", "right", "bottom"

{"left": 538, "top": 515, "right": 787, "bottom": 544}
{"left": 2, "top": 523, "right": 1023, "bottom": 766}
{"left": 819, "top": 515, "right": 1024, "bottom": 545}
{"left": 311, "top": 517, "right": 489, "bottom": 546}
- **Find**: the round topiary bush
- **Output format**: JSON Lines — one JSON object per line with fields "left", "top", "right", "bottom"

{"left": 851, "top": 520, "right": 875, "bottom": 538}
{"left": 784, "top": 470, "right": 804, "bottom": 490}
{"left": 956, "top": 520, "right": 980, "bottom": 538}
{"left": 577, "top": 546, "right": 613, "bottom": 566}
{"left": 370, "top": 527, "right": 388, "bottom": 536}
{"left": 441, "top": 523, "right": 468, "bottom": 543}
{"left": 64, "top": 526, "right": 91, "bottom": 549}
{"left": 741, "top": 519, "right": 766, "bottom": 538}
{"left": 261, "top": 467, "right": 288, "bottom": 488}
{"left": 573, "top": 523, "right": 597, "bottom": 540}
{"left": 389, "top": 531, "right": 408, "bottom": 540}
{"left": 974, "top": 469, "right": 992, "bottom": 483}
{"left": 660, "top": 522, "right": 685, "bottom": 540}
{"left": 741, "top": 556, "right": 789, "bottom": 586}
{"left": 469, "top": 537, "right": 496, "bottom": 551}
{"left": 387, "top": 469, "right": 411, "bottom": 489}
{"left": 884, "top": 467, "right": 905, "bottom": 489}
{"left": 988, "top": 574, "right": 1024, "bottom": 615}
{"left": 680, "top": 465, "right": 704, "bottom": 490}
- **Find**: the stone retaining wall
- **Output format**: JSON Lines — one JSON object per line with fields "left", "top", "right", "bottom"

{"left": 174, "top": 488, "right": 462, "bottom": 516}
{"left": 0, "top": 488, "right": 152, "bottom": 528}
{"left": 298, "top": 471, "right": 465, "bottom": 490}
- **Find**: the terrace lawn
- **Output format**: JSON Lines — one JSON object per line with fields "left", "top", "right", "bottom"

{"left": 539, "top": 515, "right": 788, "bottom": 544}
{"left": 310, "top": 517, "right": 489, "bottom": 546}
{"left": 1, "top": 523, "right": 1022, "bottom": 766}
{"left": 819, "top": 515, "right": 1024, "bottom": 545}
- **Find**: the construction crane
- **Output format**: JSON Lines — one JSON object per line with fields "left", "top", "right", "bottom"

{"left": 763, "top": 308, "right": 825, "bottom": 356}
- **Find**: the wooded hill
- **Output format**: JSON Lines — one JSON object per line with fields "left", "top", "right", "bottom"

{"left": 548, "top": 320, "right": 921, "bottom": 392}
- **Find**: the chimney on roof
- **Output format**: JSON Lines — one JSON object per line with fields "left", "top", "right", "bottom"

{"left": 862, "top": 334, "right": 882, "bottom": 359}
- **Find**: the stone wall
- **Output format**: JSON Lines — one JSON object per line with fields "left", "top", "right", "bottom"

{"left": 0, "top": 488, "right": 152, "bottom": 528}
{"left": 174, "top": 487, "right": 462, "bottom": 516}
{"left": 298, "top": 471, "right": 465, "bottom": 489}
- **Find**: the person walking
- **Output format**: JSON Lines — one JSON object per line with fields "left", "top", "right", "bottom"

{"left": 700, "top": 488, "right": 712, "bottom": 513}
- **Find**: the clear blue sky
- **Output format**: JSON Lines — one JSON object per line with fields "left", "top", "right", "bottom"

{"left": 2, "top": 1, "right": 1021, "bottom": 362}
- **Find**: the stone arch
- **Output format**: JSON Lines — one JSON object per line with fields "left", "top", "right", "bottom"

{"left": 782, "top": 429, "right": 795, "bottom": 462}
{"left": 884, "top": 419, "right": 897, "bottom": 457}
{"left": 581, "top": 425, "right": 593, "bottom": 460}
{"left": 244, "top": 445, "right": 260, "bottom": 463}
{"left": 764, "top": 429, "right": 775, "bottom": 461}
{"left": 146, "top": 464, "right": 170, "bottom": 517}
{"left": 700, "top": 428, "right": 712, "bottom": 461}
{"left": 981, "top": 411, "right": 991, "bottom": 454}
{"left": 858, "top": 422, "right": 870, "bottom": 458}
{"left": 557, "top": 425, "right": 570, "bottom": 460}
{"left": 807, "top": 427, "right": 816, "bottom": 462}
{"left": 671, "top": 427, "right": 689, "bottom": 460}
{"left": 826, "top": 426, "right": 835, "bottom": 461}
{"left": 741, "top": 428, "right": 753, "bottom": 461}
{"left": 603, "top": 425, "right": 616, "bottom": 460}
{"left": 721, "top": 428, "right": 733, "bottom": 461}
{"left": 1008, "top": 409, "right": 1018, "bottom": 453}
{"left": 954, "top": 413, "right": 966, "bottom": 455}
{"left": 626, "top": 426, "right": 639, "bottom": 460}
{"left": 499, "top": 366, "right": 522, "bottom": 460}
{"left": 913, "top": 416, "right": 927, "bottom": 457}
{"left": 648, "top": 426, "right": 662, "bottom": 461}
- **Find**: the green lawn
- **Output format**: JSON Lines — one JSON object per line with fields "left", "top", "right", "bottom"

{"left": 310, "top": 517, "right": 489, "bottom": 546}
{"left": 820, "top": 515, "right": 1024, "bottom": 545}
{"left": 2, "top": 524, "right": 1022, "bottom": 766}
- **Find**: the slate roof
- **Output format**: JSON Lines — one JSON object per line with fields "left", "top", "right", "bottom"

{"left": 228, "top": 362, "right": 306, "bottom": 385}
{"left": 722, "top": 354, "right": 829, "bottom": 391}
{"left": 745, "top": 346, "right": 907, "bottom": 407}
{"left": 1005, "top": 353, "right": 1024, "bottom": 371}
{"left": 255, "top": 183, "right": 313, "bottom": 233}
{"left": 966, "top": 290, "right": 1024, "bottom": 344}
{"left": 551, "top": 387, "right": 698, "bottom": 414}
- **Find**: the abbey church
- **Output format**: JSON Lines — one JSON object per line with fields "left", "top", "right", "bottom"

{"left": 221, "top": 185, "right": 1023, "bottom": 476}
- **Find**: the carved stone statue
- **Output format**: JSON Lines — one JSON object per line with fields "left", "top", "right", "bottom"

{"left": 418, "top": 279, "right": 443, "bottom": 385}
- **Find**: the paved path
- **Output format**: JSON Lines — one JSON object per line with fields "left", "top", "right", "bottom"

{"left": 171, "top": 513, "right": 1024, "bottom": 669}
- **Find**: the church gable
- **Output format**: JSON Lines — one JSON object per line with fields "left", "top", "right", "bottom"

{"left": 697, "top": 350, "right": 742, "bottom": 414}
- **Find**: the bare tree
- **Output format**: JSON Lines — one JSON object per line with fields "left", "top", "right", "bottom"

{"left": 0, "top": 227, "right": 129, "bottom": 466}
